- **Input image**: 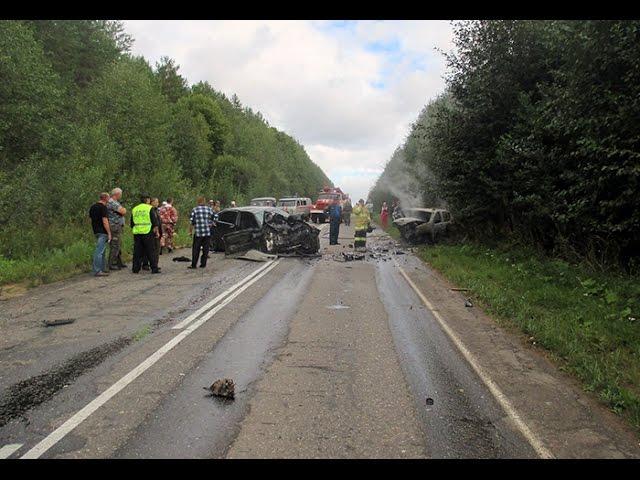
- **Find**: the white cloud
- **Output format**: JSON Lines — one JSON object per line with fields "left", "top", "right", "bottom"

{"left": 123, "top": 20, "right": 454, "bottom": 203}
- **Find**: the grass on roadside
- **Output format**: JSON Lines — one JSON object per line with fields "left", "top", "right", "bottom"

{"left": 0, "top": 220, "right": 196, "bottom": 290}
{"left": 418, "top": 242, "right": 640, "bottom": 432}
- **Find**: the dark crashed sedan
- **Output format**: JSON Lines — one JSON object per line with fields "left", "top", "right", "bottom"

{"left": 211, "top": 206, "right": 320, "bottom": 255}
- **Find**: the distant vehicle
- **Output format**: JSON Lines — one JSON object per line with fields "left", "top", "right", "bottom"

{"left": 310, "top": 187, "right": 347, "bottom": 223}
{"left": 211, "top": 206, "right": 320, "bottom": 255}
{"left": 276, "top": 197, "right": 312, "bottom": 220}
{"left": 393, "top": 208, "right": 453, "bottom": 244}
{"left": 250, "top": 197, "right": 277, "bottom": 207}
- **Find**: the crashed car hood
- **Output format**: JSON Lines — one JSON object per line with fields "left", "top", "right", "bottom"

{"left": 223, "top": 213, "right": 320, "bottom": 256}
{"left": 393, "top": 217, "right": 426, "bottom": 226}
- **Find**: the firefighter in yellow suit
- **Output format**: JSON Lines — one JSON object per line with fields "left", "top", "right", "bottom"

{"left": 353, "top": 198, "right": 371, "bottom": 252}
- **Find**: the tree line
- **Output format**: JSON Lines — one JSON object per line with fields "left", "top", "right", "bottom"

{"left": 0, "top": 20, "right": 331, "bottom": 260}
{"left": 370, "top": 20, "right": 640, "bottom": 270}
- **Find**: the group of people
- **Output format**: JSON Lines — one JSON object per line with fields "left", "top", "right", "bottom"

{"left": 89, "top": 189, "right": 382, "bottom": 277}
{"left": 88, "top": 189, "right": 178, "bottom": 276}
{"left": 327, "top": 197, "right": 372, "bottom": 251}
{"left": 88, "top": 190, "right": 239, "bottom": 277}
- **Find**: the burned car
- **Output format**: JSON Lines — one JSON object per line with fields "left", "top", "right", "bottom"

{"left": 393, "top": 208, "right": 453, "bottom": 244}
{"left": 212, "top": 206, "right": 320, "bottom": 256}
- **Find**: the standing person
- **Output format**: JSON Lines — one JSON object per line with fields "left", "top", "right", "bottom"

{"left": 107, "top": 187, "right": 127, "bottom": 270}
{"left": 353, "top": 198, "right": 371, "bottom": 252}
{"left": 188, "top": 196, "right": 215, "bottom": 269}
{"left": 89, "top": 193, "right": 112, "bottom": 277}
{"left": 380, "top": 201, "right": 389, "bottom": 229}
{"left": 328, "top": 198, "right": 342, "bottom": 245}
{"left": 342, "top": 197, "right": 352, "bottom": 226}
{"left": 159, "top": 197, "right": 178, "bottom": 253}
{"left": 142, "top": 198, "right": 162, "bottom": 268}
{"left": 131, "top": 194, "right": 161, "bottom": 274}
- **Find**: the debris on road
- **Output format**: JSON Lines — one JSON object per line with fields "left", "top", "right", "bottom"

{"left": 342, "top": 252, "right": 365, "bottom": 262}
{"left": 172, "top": 256, "right": 191, "bottom": 262}
{"left": 426, "top": 397, "right": 434, "bottom": 406}
{"left": 43, "top": 318, "right": 76, "bottom": 327}
{"left": 205, "top": 378, "right": 236, "bottom": 399}
{"left": 464, "top": 299, "right": 473, "bottom": 308}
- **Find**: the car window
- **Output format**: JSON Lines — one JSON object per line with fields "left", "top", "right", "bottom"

{"left": 278, "top": 200, "right": 297, "bottom": 207}
{"left": 434, "top": 212, "right": 442, "bottom": 224}
{"left": 219, "top": 211, "right": 238, "bottom": 225}
{"left": 239, "top": 211, "right": 259, "bottom": 229}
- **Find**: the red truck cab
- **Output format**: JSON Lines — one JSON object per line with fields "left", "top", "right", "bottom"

{"left": 310, "top": 187, "right": 346, "bottom": 223}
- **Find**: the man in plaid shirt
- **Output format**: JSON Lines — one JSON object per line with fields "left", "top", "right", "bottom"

{"left": 188, "top": 196, "right": 215, "bottom": 269}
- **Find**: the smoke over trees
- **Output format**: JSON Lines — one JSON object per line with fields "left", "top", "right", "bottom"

{"left": 369, "top": 20, "right": 640, "bottom": 269}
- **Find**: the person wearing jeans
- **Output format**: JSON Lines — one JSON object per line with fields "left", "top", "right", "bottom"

{"left": 88, "top": 192, "right": 112, "bottom": 277}
{"left": 188, "top": 196, "right": 215, "bottom": 269}
{"left": 93, "top": 232, "right": 109, "bottom": 274}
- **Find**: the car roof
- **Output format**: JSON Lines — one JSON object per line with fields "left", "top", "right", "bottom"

{"left": 404, "top": 207, "right": 445, "bottom": 213}
{"left": 251, "top": 197, "right": 276, "bottom": 201}
{"left": 221, "top": 206, "right": 289, "bottom": 216}
{"left": 278, "top": 197, "right": 309, "bottom": 201}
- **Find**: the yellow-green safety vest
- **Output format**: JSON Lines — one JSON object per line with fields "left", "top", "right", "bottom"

{"left": 353, "top": 205, "right": 371, "bottom": 230}
{"left": 131, "top": 203, "right": 152, "bottom": 235}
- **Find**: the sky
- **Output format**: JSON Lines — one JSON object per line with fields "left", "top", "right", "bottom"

{"left": 123, "top": 20, "right": 455, "bottom": 202}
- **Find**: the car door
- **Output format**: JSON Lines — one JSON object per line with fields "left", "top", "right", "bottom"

{"left": 213, "top": 210, "right": 239, "bottom": 250}
{"left": 222, "top": 211, "right": 263, "bottom": 254}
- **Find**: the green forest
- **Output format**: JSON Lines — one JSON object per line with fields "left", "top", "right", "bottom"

{"left": 0, "top": 20, "right": 330, "bottom": 284}
{"left": 370, "top": 20, "right": 640, "bottom": 271}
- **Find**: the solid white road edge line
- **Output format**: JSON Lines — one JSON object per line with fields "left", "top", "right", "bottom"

{"left": 396, "top": 264, "right": 554, "bottom": 459}
{"left": 172, "top": 260, "right": 275, "bottom": 330}
{"left": 21, "top": 259, "right": 281, "bottom": 459}
{"left": 0, "top": 443, "right": 23, "bottom": 459}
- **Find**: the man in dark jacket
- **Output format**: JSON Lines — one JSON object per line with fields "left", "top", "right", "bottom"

{"left": 328, "top": 198, "right": 342, "bottom": 245}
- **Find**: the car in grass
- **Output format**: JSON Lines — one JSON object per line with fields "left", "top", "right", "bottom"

{"left": 276, "top": 197, "right": 312, "bottom": 220}
{"left": 211, "top": 206, "right": 320, "bottom": 255}
{"left": 249, "top": 197, "right": 277, "bottom": 207}
{"left": 393, "top": 207, "right": 453, "bottom": 244}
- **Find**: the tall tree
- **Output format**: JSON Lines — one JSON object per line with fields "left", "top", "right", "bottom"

{"left": 155, "top": 56, "right": 188, "bottom": 103}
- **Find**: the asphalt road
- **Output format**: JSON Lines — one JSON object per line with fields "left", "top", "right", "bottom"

{"left": 0, "top": 222, "right": 639, "bottom": 458}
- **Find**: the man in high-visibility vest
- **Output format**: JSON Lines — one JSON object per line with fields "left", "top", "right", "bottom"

{"left": 353, "top": 198, "right": 371, "bottom": 252}
{"left": 130, "top": 194, "right": 161, "bottom": 274}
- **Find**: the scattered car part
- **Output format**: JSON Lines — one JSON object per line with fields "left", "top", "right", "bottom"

{"left": 43, "top": 318, "right": 76, "bottom": 327}
{"left": 205, "top": 378, "right": 235, "bottom": 399}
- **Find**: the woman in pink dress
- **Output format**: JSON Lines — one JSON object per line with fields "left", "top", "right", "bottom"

{"left": 380, "top": 202, "right": 389, "bottom": 229}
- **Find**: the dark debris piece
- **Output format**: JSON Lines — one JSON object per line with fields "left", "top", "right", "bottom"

{"left": 205, "top": 378, "right": 235, "bottom": 399}
{"left": 43, "top": 318, "right": 76, "bottom": 327}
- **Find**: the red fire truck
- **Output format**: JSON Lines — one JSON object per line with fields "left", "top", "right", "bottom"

{"left": 310, "top": 187, "right": 348, "bottom": 223}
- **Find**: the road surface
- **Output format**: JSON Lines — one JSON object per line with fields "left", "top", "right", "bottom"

{"left": 0, "top": 222, "right": 638, "bottom": 458}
